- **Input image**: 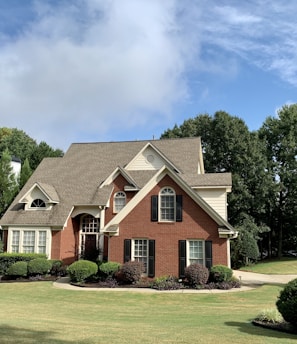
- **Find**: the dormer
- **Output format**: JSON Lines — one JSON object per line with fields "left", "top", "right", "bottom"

{"left": 125, "top": 143, "right": 181, "bottom": 172}
{"left": 19, "top": 182, "right": 59, "bottom": 211}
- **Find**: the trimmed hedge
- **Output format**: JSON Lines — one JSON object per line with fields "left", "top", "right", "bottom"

{"left": 0, "top": 253, "right": 47, "bottom": 275}
{"left": 118, "top": 261, "right": 144, "bottom": 284}
{"left": 209, "top": 265, "right": 233, "bottom": 283}
{"left": 184, "top": 263, "right": 209, "bottom": 287}
{"left": 99, "top": 261, "right": 121, "bottom": 277}
{"left": 67, "top": 260, "right": 98, "bottom": 283}
{"left": 27, "top": 258, "right": 52, "bottom": 276}
{"left": 7, "top": 261, "right": 28, "bottom": 277}
{"left": 276, "top": 278, "right": 297, "bottom": 326}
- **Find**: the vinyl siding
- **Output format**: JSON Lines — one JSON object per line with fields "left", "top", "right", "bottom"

{"left": 196, "top": 188, "right": 227, "bottom": 220}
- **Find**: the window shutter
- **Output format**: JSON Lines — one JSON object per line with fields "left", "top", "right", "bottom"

{"left": 179, "top": 240, "right": 186, "bottom": 278}
{"left": 151, "top": 195, "right": 158, "bottom": 222}
{"left": 205, "top": 240, "right": 213, "bottom": 269}
{"left": 176, "top": 195, "right": 183, "bottom": 222}
{"left": 124, "top": 239, "right": 131, "bottom": 263}
{"left": 148, "top": 240, "right": 155, "bottom": 278}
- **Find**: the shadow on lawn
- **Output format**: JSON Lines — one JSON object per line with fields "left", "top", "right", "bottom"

{"left": 225, "top": 321, "right": 297, "bottom": 341}
{"left": 0, "top": 325, "right": 83, "bottom": 344}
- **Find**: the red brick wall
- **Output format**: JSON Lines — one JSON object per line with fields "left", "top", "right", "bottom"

{"left": 51, "top": 217, "right": 80, "bottom": 265}
{"left": 108, "top": 175, "right": 228, "bottom": 277}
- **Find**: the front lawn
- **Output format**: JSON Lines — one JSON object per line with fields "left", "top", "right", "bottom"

{"left": 239, "top": 258, "right": 297, "bottom": 274}
{"left": 0, "top": 282, "right": 295, "bottom": 343}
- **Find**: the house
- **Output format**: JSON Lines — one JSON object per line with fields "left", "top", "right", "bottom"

{"left": 0, "top": 137, "right": 237, "bottom": 278}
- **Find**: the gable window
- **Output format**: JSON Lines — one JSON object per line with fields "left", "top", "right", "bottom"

{"left": 114, "top": 191, "right": 126, "bottom": 213}
{"left": 9, "top": 229, "right": 51, "bottom": 255}
{"left": 151, "top": 189, "right": 182, "bottom": 222}
{"left": 160, "top": 187, "right": 175, "bottom": 221}
{"left": 30, "top": 199, "right": 46, "bottom": 208}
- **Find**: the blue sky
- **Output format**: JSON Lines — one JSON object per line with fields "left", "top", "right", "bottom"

{"left": 0, "top": 0, "right": 296, "bottom": 151}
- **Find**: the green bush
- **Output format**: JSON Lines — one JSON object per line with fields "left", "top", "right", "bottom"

{"left": 7, "top": 261, "right": 28, "bottom": 277}
{"left": 255, "top": 308, "right": 283, "bottom": 324}
{"left": 99, "top": 261, "right": 121, "bottom": 277}
{"left": 276, "top": 278, "right": 297, "bottom": 326}
{"left": 151, "top": 275, "right": 181, "bottom": 290}
{"left": 209, "top": 265, "right": 233, "bottom": 283}
{"left": 67, "top": 260, "right": 98, "bottom": 283}
{"left": 27, "top": 258, "right": 52, "bottom": 276}
{"left": 49, "top": 260, "right": 63, "bottom": 276}
{"left": 118, "top": 261, "right": 144, "bottom": 284}
{"left": 0, "top": 253, "right": 47, "bottom": 275}
{"left": 184, "top": 263, "right": 209, "bottom": 287}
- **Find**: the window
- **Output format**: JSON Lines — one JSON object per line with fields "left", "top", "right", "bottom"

{"left": 114, "top": 191, "right": 126, "bottom": 213}
{"left": 81, "top": 215, "right": 99, "bottom": 233}
{"left": 23, "top": 231, "right": 35, "bottom": 253}
{"left": 8, "top": 229, "right": 51, "bottom": 255}
{"left": 30, "top": 199, "right": 46, "bottom": 208}
{"left": 160, "top": 187, "right": 175, "bottom": 221}
{"left": 188, "top": 240, "right": 204, "bottom": 265}
{"left": 133, "top": 239, "right": 148, "bottom": 273}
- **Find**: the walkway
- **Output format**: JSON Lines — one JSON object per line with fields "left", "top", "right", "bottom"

{"left": 53, "top": 271, "right": 297, "bottom": 293}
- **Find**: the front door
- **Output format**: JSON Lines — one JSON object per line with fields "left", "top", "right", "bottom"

{"left": 84, "top": 234, "right": 98, "bottom": 261}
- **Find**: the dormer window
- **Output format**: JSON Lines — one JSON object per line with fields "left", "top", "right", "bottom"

{"left": 114, "top": 191, "right": 126, "bottom": 213}
{"left": 30, "top": 199, "right": 46, "bottom": 208}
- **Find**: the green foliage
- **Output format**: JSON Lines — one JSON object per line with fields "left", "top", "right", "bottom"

{"left": 151, "top": 275, "right": 181, "bottom": 290}
{"left": 184, "top": 263, "right": 209, "bottom": 287}
{"left": 49, "top": 260, "right": 64, "bottom": 276}
{"left": 276, "top": 278, "right": 297, "bottom": 326}
{"left": 118, "top": 261, "right": 144, "bottom": 284}
{"left": 27, "top": 258, "right": 52, "bottom": 275}
{"left": 99, "top": 261, "right": 121, "bottom": 277}
{"left": 0, "top": 149, "right": 19, "bottom": 216}
{"left": 209, "top": 265, "right": 233, "bottom": 283}
{"left": 0, "top": 253, "right": 47, "bottom": 275}
{"left": 7, "top": 261, "right": 28, "bottom": 277}
{"left": 19, "top": 158, "right": 32, "bottom": 189}
{"left": 255, "top": 308, "right": 283, "bottom": 324}
{"left": 67, "top": 260, "right": 98, "bottom": 283}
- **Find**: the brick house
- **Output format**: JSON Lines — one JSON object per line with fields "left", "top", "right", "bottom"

{"left": 0, "top": 138, "right": 237, "bottom": 277}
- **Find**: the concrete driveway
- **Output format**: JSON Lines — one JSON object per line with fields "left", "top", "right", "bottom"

{"left": 232, "top": 270, "right": 297, "bottom": 286}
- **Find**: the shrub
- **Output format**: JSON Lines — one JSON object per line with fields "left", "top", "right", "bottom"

{"left": 184, "top": 263, "right": 209, "bottom": 287}
{"left": 28, "top": 258, "right": 52, "bottom": 276}
{"left": 151, "top": 275, "right": 181, "bottom": 290}
{"left": 276, "top": 278, "right": 297, "bottom": 326}
{"left": 255, "top": 308, "right": 283, "bottom": 324}
{"left": 118, "top": 261, "right": 144, "bottom": 284}
{"left": 209, "top": 265, "right": 233, "bottom": 283}
{"left": 67, "top": 260, "right": 98, "bottom": 283}
{"left": 49, "top": 260, "right": 63, "bottom": 276}
{"left": 7, "top": 261, "right": 28, "bottom": 277}
{"left": 0, "top": 253, "right": 47, "bottom": 275}
{"left": 99, "top": 261, "right": 121, "bottom": 277}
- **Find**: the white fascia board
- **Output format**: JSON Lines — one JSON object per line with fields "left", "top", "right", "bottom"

{"left": 100, "top": 166, "right": 138, "bottom": 189}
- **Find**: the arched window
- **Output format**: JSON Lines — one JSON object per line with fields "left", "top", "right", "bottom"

{"left": 30, "top": 199, "right": 46, "bottom": 208}
{"left": 159, "top": 187, "right": 175, "bottom": 221}
{"left": 114, "top": 191, "right": 126, "bottom": 213}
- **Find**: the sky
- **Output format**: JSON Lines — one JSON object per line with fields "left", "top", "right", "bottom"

{"left": 0, "top": 0, "right": 297, "bottom": 151}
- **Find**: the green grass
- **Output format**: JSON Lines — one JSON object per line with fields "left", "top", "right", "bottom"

{"left": 239, "top": 258, "right": 297, "bottom": 274}
{"left": 0, "top": 282, "right": 295, "bottom": 343}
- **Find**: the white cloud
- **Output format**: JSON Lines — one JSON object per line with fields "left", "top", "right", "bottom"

{"left": 0, "top": 0, "right": 297, "bottom": 149}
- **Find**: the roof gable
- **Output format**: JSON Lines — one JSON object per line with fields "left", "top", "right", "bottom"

{"left": 125, "top": 143, "right": 181, "bottom": 172}
{"left": 19, "top": 182, "right": 59, "bottom": 205}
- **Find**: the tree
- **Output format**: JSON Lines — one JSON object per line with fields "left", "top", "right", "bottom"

{"left": 29, "top": 141, "right": 63, "bottom": 170}
{"left": 0, "top": 149, "right": 18, "bottom": 217}
{"left": 161, "top": 111, "right": 272, "bottom": 266}
{"left": 258, "top": 104, "right": 297, "bottom": 257}
{"left": 19, "top": 158, "right": 32, "bottom": 190}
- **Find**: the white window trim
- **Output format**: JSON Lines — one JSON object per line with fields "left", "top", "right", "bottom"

{"left": 113, "top": 191, "right": 126, "bottom": 213}
{"left": 131, "top": 238, "right": 148, "bottom": 275}
{"left": 7, "top": 228, "right": 52, "bottom": 257}
{"left": 186, "top": 239, "right": 205, "bottom": 266}
{"left": 159, "top": 187, "right": 176, "bottom": 222}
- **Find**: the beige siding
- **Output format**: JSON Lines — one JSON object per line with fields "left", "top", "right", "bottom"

{"left": 196, "top": 188, "right": 228, "bottom": 220}
{"left": 127, "top": 146, "right": 165, "bottom": 170}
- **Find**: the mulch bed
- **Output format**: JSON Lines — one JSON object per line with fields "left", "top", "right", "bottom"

{"left": 252, "top": 320, "right": 297, "bottom": 335}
